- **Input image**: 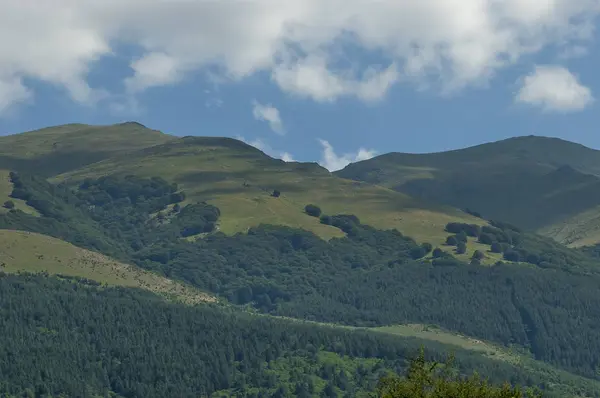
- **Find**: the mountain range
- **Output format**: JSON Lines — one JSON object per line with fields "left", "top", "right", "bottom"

{"left": 2, "top": 123, "right": 600, "bottom": 397}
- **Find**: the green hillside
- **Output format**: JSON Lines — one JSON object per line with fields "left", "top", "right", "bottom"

{"left": 3, "top": 164, "right": 600, "bottom": 387}
{"left": 51, "top": 133, "right": 484, "bottom": 249}
{"left": 4, "top": 123, "right": 600, "bottom": 396}
{"left": 336, "top": 135, "right": 600, "bottom": 246}
{"left": 0, "top": 122, "right": 174, "bottom": 176}
{"left": 0, "top": 229, "right": 214, "bottom": 304}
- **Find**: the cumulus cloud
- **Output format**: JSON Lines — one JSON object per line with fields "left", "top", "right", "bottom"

{"left": 0, "top": 0, "right": 599, "bottom": 113}
{"left": 236, "top": 135, "right": 294, "bottom": 162}
{"left": 515, "top": 65, "right": 594, "bottom": 112}
{"left": 318, "top": 139, "right": 377, "bottom": 171}
{"left": 252, "top": 100, "right": 285, "bottom": 135}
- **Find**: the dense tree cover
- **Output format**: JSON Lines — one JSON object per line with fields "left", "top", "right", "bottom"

{"left": 132, "top": 225, "right": 600, "bottom": 379}
{"left": 2, "top": 172, "right": 129, "bottom": 259}
{"left": 0, "top": 274, "right": 563, "bottom": 398}
{"left": 1, "top": 172, "right": 218, "bottom": 256}
{"left": 3, "top": 173, "right": 600, "bottom": 381}
{"left": 445, "top": 222, "right": 599, "bottom": 272}
{"left": 376, "top": 349, "right": 542, "bottom": 398}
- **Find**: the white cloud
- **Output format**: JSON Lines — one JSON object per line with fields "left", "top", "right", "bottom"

{"left": 318, "top": 139, "right": 377, "bottom": 171}
{"left": 273, "top": 57, "right": 399, "bottom": 102}
{"left": 281, "top": 152, "right": 296, "bottom": 162}
{"left": 0, "top": 77, "right": 32, "bottom": 115}
{"left": 252, "top": 100, "right": 285, "bottom": 135}
{"left": 515, "top": 65, "right": 594, "bottom": 112}
{"left": 125, "top": 52, "right": 182, "bottom": 93}
{"left": 236, "top": 135, "right": 294, "bottom": 162}
{"left": 0, "top": 0, "right": 599, "bottom": 113}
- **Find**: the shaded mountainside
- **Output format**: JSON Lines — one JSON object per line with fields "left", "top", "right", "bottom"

{"left": 337, "top": 135, "right": 600, "bottom": 246}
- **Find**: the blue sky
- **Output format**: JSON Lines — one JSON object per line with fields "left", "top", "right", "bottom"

{"left": 0, "top": 1, "right": 599, "bottom": 170}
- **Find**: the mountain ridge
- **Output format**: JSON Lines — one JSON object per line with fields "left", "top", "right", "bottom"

{"left": 337, "top": 135, "right": 600, "bottom": 246}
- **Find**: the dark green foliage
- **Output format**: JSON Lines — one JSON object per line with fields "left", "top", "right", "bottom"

{"left": 472, "top": 250, "right": 485, "bottom": 261}
{"left": 445, "top": 235, "right": 458, "bottom": 246}
{"left": 456, "top": 242, "right": 466, "bottom": 254}
{"left": 176, "top": 202, "right": 220, "bottom": 237}
{"left": 328, "top": 214, "right": 361, "bottom": 235}
{"left": 410, "top": 246, "right": 428, "bottom": 259}
{"left": 2, "top": 200, "right": 14, "bottom": 209}
{"left": 2, "top": 172, "right": 129, "bottom": 259}
{"left": 446, "top": 222, "right": 481, "bottom": 237}
{"left": 0, "top": 173, "right": 218, "bottom": 255}
{"left": 129, "top": 219, "right": 600, "bottom": 379}
{"left": 445, "top": 223, "right": 480, "bottom": 237}
{"left": 431, "top": 256, "right": 463, "bottom": 267}
{"left": 504, "top": 250, "right": 520, "bottom": 262}
{"left": 478, "top": 233, "right": 494, "bottom": 245}
{"left": 432, "top": 248, "right": 444, "bottom": 258}
{"left": 78, "top": 174, "right": 178, "bottom": 209}
{"left": 305, "top": 204, "right": 322, "bottom": 217}
{"left": 421, "top": 243, "right": 433, "bottom": 253}
{"left": 376, "top": 349, "right": 542, "bottom": 398}
{"left": 491, "top": 242, "right": 503, "bottom": 253}
{"left": 0, "top": 274, "right": 563, "bottom": 398}
{"left": 320, "top": 214, "right": 332, "bottom": 225}
{"left": 272, "top": 189, "right": 281, "bottom": 197}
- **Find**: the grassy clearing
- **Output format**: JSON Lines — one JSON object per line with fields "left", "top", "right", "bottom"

{"left": 371, "top": 324, "right": 520, "bottom": 364}
{"left": 0, "top": 229, "right": 215, "bottom": 304}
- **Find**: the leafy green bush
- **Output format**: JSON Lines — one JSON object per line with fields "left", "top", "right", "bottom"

{"left": 304, "top": 204, "right": 322, "bottom": 217}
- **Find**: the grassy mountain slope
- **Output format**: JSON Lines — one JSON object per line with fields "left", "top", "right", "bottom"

{"left": 337, "top": 135, "right": 600, "bottom": 246}
{"left": 52, "top": 134, "right": 484, "bottom": 248}
{"left": 0, "top": 122, "right": 174, "bottom": 176}
{"left": 0, "top": 229, "right": 214, "bottom": 304}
